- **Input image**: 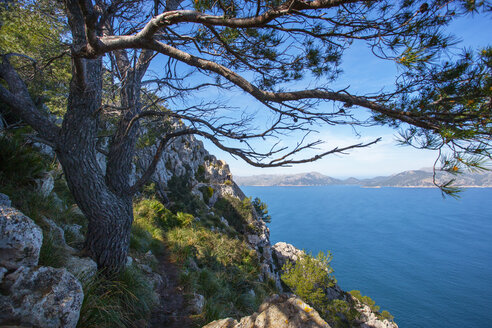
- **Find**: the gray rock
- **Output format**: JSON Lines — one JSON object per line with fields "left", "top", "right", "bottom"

{"left": 41, "top": 217, "right": 76, "bottom": 254}
{"left": 125, "top": 256, "right": 133, "bottom": 268}
{"left": 203, "top": 294, "right": 331, "bottom": 328}
{"left": 36, "top": 172, "right": 54, "bottom": 197}
{"left": 0, "top": 206, "right": 43, "bottom": 270}
{"left": 186, "top": 293, "right": 205, "bottom": 314}
{"left": 65, "top": 256, "right": 97, "bottom": 280}
{"left": 272, "top": 242, "right": 305, "bottom": 268}
{"left": 62, "top": 223, "right": 85, "bottom": 247}
{"left": 219, "top": 216, "right": 229, "bottom": 227}
{"left": 0, "top": 193, "right": 11, "bottom": 207}
{"left": 52, "top": 192, "right": 67, "bottom": 210}
{"left": 0, "top": 266, "right": 84, "bottom": 328}
{"left": 0, "top": 266, "right": 7, "bottom": 283}
{"left": 136, "top": 263, "right": 164, "bottom": 291}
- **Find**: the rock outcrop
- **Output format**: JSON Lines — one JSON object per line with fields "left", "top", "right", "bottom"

{"left": 0, "top": 266, "right": 84, "bottom": 328}
{"left": 0, "top": 205, "right": 43, "bottom": 270}
{"left": 203, "top": 294, "right": 331, "bottom": 328}
{"left": 0, "top": 200, "right": 84, "bottom": 328}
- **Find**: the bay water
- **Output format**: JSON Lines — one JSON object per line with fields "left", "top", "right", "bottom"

{"left": 242, "top": 186, "right": 492, "bottom": 328}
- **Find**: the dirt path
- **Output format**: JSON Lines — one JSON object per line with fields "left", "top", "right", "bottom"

{"left": 150, "top": 247, "right": 193, "bottom": 328}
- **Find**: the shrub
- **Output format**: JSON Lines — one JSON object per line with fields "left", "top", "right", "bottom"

{"left": 252, "top": 197, "right": 271, "bottom": 223}
{"left": 167, "top": 174, "right": 206, "bottom": 214}
{"left": 198, "top": 185, "right": 214, "bottom": 204}
{"left": 195, "top": 165, "right": 208, "bottom": 183}
{"left": 281, "top": 251, "right": 335, "bottom": 310}
{"left": 349, "top": 290, "right": 394, "bottom": 322}
{"left": 213, "top": 196, "right": 254, "bottom": 233}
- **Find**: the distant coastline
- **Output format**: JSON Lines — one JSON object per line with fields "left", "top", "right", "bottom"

{"left": 235, "top": 169, "right": 492, "bottom": 188}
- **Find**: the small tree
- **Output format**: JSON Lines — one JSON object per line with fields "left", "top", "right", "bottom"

{"left": 252, "top": 197, "right": 271, "bottom": 223}
{"left": 0, "top": 0, "right": 491, "bottom": 273}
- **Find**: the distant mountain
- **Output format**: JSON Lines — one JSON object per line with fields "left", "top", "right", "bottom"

{"left": 234, "top": 172, "right": 342, "bottom": 186}
{"left": 235, "top": 170, "right": 492, "bottom": 187}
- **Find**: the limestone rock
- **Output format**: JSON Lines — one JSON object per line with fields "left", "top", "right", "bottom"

{"left": 186, "top": 293, "right": 205, "bottom": 314}
{"left": 136, "top": 263, "right": 164, "bottom": 291}
{"left": 203, "top": 294, "right": 331, "bottom": 328}
{"left": 272, "top": 242, "right": 305, "bottom": 268}
{"left": 352, "top": 299, "right": 398, "bottom": 328}
{"left": 0, "top": 193, "right": 11, "bottom": 207}
{"left": 62, "top": 223, "right": 85, "bottom": 248}
{"left": 41, "top": 217, "right": 77, "bottom": 254}
{"left": 0, "top": 266, "right": 83, "bottom": 328}
{"left": 65, "top": 255, "right": 97, "bottom": 280}
{"left": 36, "top": 172, "right": 54, "bottom": 197}
{"left": 0, "top": 206, "right": 43, "bottom": 270}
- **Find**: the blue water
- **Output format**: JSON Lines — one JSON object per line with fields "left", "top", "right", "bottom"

{"left": 242, "top": 186, "right": 492, "bottom": 328}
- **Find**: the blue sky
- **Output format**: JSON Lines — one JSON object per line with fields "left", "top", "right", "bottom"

{"left": 149, "top": 10, "right": 492, "bottom": 178}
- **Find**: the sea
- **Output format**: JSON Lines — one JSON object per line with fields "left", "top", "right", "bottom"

{"left": 242, "top": 186, "right": 492, "bottom": 328}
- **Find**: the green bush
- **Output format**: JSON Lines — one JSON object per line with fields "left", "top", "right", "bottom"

{"left": 167, "top": 174, "right": 206, "bottom": 214}
{"left": 198, "top": 185, "right": 214, "bottom": 204}
{"left": 213, "top": 196, "right": 254, "bottom": 233}
{"left": 349, "top": 290, "right": 394, "bottom": 322}
{"left": 281, "top": 251, "right": 335, "bottom": 310}
{"left": 252, "top": 197, "right": 271, "bottom": 223}
{"left": 195, "top": 165, "right": 209, "bottom": 183}
{"left": 281, "top": 251, "right": 367, "bottom": 327}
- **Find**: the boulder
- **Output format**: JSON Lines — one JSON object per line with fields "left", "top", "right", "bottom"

{"left": 37, "top": 172, "right": 54, "bottom": 197}
{"left": 62, "top": 223, "right": 85, "bottom": 248}
{"left": 65, "top": 255, "right": 97, "bottom": 280}
{"left": 0, "top": 266, "right": 84, "bottom": 328}
{"left": 41, "top": 217, "right": 77, "bottom": 254}
{"left": 0, "top": 193, "right": 11, "bottom": 207}
{"left": 0, "top": 206, "right": 43, "bottom": 270}
{"left": 272, "top": 242, "right": 305, "bottom": 268}
{"left": 186, "top": 293, "right": 205, "bottom": 314}
{"left": 203, "top": 294, "right": 331, "bottom": 328}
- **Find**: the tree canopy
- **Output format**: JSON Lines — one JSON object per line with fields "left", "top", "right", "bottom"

{"left": 0, "top": 0, "right": 491, "bottom": 271}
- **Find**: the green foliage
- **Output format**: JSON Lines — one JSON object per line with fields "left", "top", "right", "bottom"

{"left": 38, "top": 233, "right": 68, "bottom": 268}
{"left": 280, "top": 252, "right": 391, "bottom": 327}
{"left": 281, "top": 251, "right": 335, "bottom": 310}
{"left": 252, "top": 197, "right": 271, "bottom": 223}
{"left": 167, "top": 226, "right": 276, "bottom": 325}
{"left": 131, "top": 197, "right": 193, "bottom": 254}
{"left": 0, "top": 132, "right": 48, "bottom": 186}
{"left": 213, "top": 196, "right": 255, "bottom": 233}
{"left": 198, "top": 185, "right": 214, "bottom": 204}
{"left": 195, "top": 165, "right": 209, "bottom": 183}
{"left": 136, "top": 117, "right": 172, "bottom": 149}
{"left": 349, "top": 290, "right": 380, "bottom": 312}
{"left": 78, "top": 266, "right": 157, "bottom": 328}
{"left": 349, "top": 290, "right": 394, "bottom": 322}
{"left": 0, "top": 0, "right": 70, "bottom": 116}
{"left": 167, "top": 174, "right": 206, "bottom": 214}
